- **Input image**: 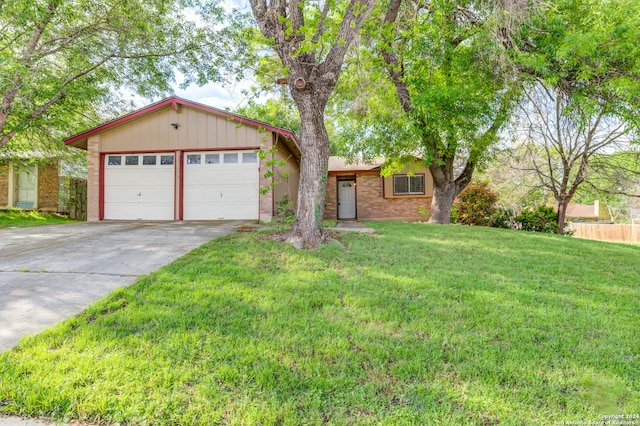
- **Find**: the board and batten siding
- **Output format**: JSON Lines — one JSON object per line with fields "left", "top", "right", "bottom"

{"left": 99, "top": 105, "right": 266, "bottom": 152}
{"left": 273, "top": 142, "right": 300, "bottom": 212}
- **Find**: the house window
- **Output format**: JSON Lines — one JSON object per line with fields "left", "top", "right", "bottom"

{"left": 160, "top": 155, "right": 174, "bottom": 165}
{"left": 108, "top": 156, "right": 121, "bottom": 166}
{"left": 205, "top": 153, "right": 219, "bottom": 164}
{"left": 242, "top": 152, "right": 258, "bottom": 163}
{"left": 393, "top": 174, "right": 425, "bottom": 195}
{"left": 143, "top": 155, "right": 156, "bottom": 165}
{"left": 224, "top": 153, "right": 238, "bottom": 163}
{"left": 125, "top": 155, "right": 138, "bottom": 165}
{"left": 187, "top": 154, "right": 201, "bottom": 164}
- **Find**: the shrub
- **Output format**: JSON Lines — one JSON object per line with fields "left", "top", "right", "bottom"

{"left": 515, "top": 205, "right": 558, "bottom": 233}
{"left": 452, "top": 181, "right": 498, "bottom": 226}
{"left": 274, "top": 195, "right": 295, "bottom": 222}
{"left": 491, "top": 208, "right": 518, "bottom": 229}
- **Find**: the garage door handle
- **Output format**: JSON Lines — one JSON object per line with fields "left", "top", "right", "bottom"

{"left": 137, "top": 192, "right": 141, "bottom": 196}
{"left": 220, "top": 191, "right": 223, "bottom": 197}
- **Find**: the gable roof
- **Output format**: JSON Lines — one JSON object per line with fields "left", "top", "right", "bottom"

{"left": 565, "top": 203, "right": 596, "bottom": 218}
{"left": 63, "top": 96, "right": 301, "bottom": 156}
{"left": 328, "top": 156, "right": 385, "bottom": 172}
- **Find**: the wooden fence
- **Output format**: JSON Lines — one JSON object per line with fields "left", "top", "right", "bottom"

{"left": 68, "top": 178, "right": 87, "bottom": 220}
{"left": 571, "top": 223, "right": 640, "bottom": 244}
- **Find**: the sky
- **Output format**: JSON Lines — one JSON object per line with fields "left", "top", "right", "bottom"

{"left": 169, "top": 0, "right": 254, "bottom": 111}
{"left": 173, "top": 80, "right": 248, "bottom": 111}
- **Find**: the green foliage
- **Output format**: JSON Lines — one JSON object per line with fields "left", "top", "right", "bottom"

{"left": 235, "top": 98, "right": 301, "bottom": 134}
{"left": 274, "top": 195, "right": 295, "bottom": 223}
{"left": 514, "top": 206, "right": 559, "bottom": 234}
{"left": 491, "top": 206, "right": 560, "bottom": 234}
{"left": 513, "top": 0, "right": 640, "bottom": 130}
{"left": 335, "top": 1, "right": 518, "bottom": 163}
{"left": 452, "top": 181, "right": 498, "bottom": 226}
{"left": 0, "top": 0, "right": 230, "bottom": 151}
{"left": 1, "top": 223, "right": 639, "bottom": 423}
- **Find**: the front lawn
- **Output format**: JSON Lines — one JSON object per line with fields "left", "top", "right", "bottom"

{"left": 0, "top": 209, "right": 75, "bottom": 229}
{"left": 1, "top": 223, "right": 638, "bottom": 424}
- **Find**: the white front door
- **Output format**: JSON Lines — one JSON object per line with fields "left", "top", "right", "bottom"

{"left": 338, "top": 180, "right": 356, "bottom": 219}
{"left": 183, "top": 151, "right": 259, "bottom": 220}
{"left": 15, "top": 165, "right": 36, "bottom": 209}
{"left": 103, "top": 153, "right": 175, "bottom": 220}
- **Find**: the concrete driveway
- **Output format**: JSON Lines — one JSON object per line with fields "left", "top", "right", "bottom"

{"left": 0, "top": 221, "right": 240, "bottom": 352}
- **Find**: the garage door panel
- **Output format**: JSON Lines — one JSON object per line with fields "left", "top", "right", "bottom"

{"left": 183, "top": 150, "right": 259, "bottom": 220}
{"left": 104, "top": 153, "right": 175, "bottom": 220}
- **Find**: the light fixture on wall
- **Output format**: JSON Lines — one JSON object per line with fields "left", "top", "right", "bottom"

{"left": 171, "top": 123, "right": 179, "bottom": 129}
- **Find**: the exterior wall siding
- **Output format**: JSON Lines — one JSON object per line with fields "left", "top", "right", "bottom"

{"left": 273, "top": 137, "right": 300, "bottom": 217}
{"left": 99, "top": 106, "right": 265, "bottom": 152}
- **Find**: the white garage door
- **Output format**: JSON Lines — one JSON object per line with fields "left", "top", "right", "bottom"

{"left": 104, "top": 153, "right": 175, "bottom": 220}
{"left": 183, "top": 151, "right": 259, "bottom": 220}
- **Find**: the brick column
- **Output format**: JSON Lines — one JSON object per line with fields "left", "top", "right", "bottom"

{"left": 0, "top": 164, "right": 9, "bottom": 206}
{"left": 258, "top": 135, "right": 274, "bottom": 222}
{"left": 324, "top": 175, "right": 337, "bottom": 220}
{"left": 86, "top": 135, "right": 101, "bottom": 221}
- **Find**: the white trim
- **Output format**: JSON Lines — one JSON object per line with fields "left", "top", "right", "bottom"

{"left": 33, "top": 164, "right": 39, "bottom": 209}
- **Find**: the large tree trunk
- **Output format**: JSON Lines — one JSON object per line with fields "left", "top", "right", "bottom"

{"left": 285, "top": 93, "right": 331, "bottom": 249}
{"left": 556, "top": 198, "right": 569, "bottom": 234}
{"left": 428, "top": 159, "right": 474, "bottom": 224}
{"left": 248, "top": 0, "right": 376, "bottom": 248}
{"left": 429, "top": 181, "right": 458, "bottom": 224}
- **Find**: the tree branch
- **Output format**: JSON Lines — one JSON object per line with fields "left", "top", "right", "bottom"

{"left": 380, "top": 0, "right": 412, "bottom": 112}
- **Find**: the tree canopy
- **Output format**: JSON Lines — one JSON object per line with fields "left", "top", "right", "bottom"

{"left": 0, "top": 0, "right": 228, "bottom": 154}
{"left": 332, "top": 0, "right": 526, "bottom": 224}
{"left": 508, "top": 0, "right": 640, "bottom": 232}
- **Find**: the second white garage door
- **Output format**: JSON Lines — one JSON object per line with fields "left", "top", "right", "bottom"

{"left": 183, "top": 151, "right": 260, "bottom": 220}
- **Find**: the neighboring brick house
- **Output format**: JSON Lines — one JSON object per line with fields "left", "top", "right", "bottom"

{"left": 0, "top": 158, "right": 59, "bottom": 211}
{"left": 325, "top": 157, "right": 434, "bottom": 221}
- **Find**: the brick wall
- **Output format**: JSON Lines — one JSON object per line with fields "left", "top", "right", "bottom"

{"left": 86, "top": 136, "right": 100, "bottom": 221}
{"left": 324, "top": 175, "right": 338, "bottom": 220}
{"left": 258, "top": 135, "right": 274, "bottom": 222}
{"left": 37, "top": 162, "right": 59, "bottom": 211}
{"left": 324, "top": 172, "right": 431, "bottom": 221}
{"left": 0, "top": 163, "right": 8, "bottom": 206}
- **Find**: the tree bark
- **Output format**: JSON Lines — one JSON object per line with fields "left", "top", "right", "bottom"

{"left": 286, "top": 93, "right": 330, "bottom": 248}
{"left": 556, "top": 198, "right": 569, "bottom": 234}
{"left": 429, "top": 181, "right": 458, "bottom": 224}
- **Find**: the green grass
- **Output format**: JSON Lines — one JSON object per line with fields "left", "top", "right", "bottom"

{"left": 0, "top": 209, "right": 75, "bottom": 228}
{"left": 1, "top": 223, "right": 639, "bottom": 425}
